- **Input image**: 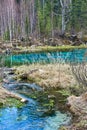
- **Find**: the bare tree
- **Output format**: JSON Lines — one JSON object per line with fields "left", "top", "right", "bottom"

{"left": 70, "top": 50, "right": 87, "bottom": 88}
{"left": 51, "top": 0, "right": 54, "bottom": 38}
{"left": 60, "top": 0, "right": 71, "bottom": 35}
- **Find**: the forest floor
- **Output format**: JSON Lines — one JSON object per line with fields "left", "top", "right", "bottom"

{"left": 0, "top": 37, "right": 87, "bottom": 54}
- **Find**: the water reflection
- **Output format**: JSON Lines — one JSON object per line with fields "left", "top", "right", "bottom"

{"left": 1, "top": 49, "right": 87, "bottom": 67}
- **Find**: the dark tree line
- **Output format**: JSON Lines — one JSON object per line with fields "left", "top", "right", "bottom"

{"left": 0, "top": 0, "right": 87, "bottom": 40}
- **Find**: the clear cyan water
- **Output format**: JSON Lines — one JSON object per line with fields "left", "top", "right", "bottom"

{"left": 0, "top": 103, "right": 70, "bottom": 130}
{"left": 1, "top": 81, "right": 71, "bottom": 130}
{"left": 3, "top": 48, "right": 87, "bottom": 66}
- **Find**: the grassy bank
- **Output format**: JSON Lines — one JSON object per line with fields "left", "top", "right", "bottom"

{"left": 12, "top": 45, "right": 87, "bottom": 54}
{"left": 14, "top": 63, "right": 78, "bottom": 90}
{"left": 0, "top": 85, "right": 25, "bottom": 108}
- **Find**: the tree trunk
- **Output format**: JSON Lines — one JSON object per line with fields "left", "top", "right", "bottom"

{"left": 51, "top": 1, "right": 54, "bottom": 38}
{"left": 61, "top": 7, "right": 66, "bottom": 35}
{"left": 60, "top": 0, "right": 66, "bottom": 35}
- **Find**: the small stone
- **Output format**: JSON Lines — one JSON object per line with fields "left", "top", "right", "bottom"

{"left": 21, "top": 98, "right": 28, "bottom": 103}
{"left": 48, "top": 95, "right": 56, "bottom": 99}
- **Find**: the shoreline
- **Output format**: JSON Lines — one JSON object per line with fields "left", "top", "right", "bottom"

{"left": 11, "top": 45, "right": 87, "bottom": 54}
{"left": 0, "top": 44, "right": 87, "bottom": 55}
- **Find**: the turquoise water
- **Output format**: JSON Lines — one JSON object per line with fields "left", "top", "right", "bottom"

{"left": 3, "top": 49, "right": 87, "bottom": 66}
{"left": 0, "top": 81, "right": 71, "bottom": 130}
{"left": 0, "top": 105, "right": 70, "bottom": 130}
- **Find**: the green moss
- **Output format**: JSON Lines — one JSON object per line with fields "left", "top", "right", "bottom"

{"left": 36, "top": 45, "right": 87, "bottom": 52}
{"left": 53, "top": 89, "right": 71, "bottom": 106}
{"left": 6, "top": 97, "right": 24, "bottom": 108}
{"left": 57, "top": 89, "right": 70, "bottom": 97}
{"left": 19, "top": 90, "right": 55, "bottom": 110}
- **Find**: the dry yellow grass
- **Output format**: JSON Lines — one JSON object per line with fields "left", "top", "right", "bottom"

{"left": 15, "top": 63, "right": 77, "bottom": 89}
